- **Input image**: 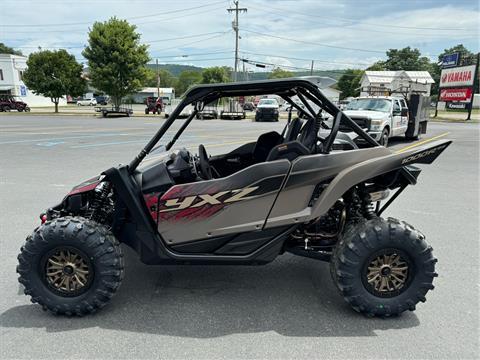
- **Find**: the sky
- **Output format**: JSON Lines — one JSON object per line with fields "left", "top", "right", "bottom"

{"left": 1, "top": 0, "right": 479, "bottom": 73}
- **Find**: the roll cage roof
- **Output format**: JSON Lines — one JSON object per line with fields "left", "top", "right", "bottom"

{"left": 128, "top": 77, "right": 379, "bottom": 173}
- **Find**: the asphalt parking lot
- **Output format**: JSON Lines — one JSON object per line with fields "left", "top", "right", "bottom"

{"left": 0, "top": 115, "right": 478, "bottom": 359}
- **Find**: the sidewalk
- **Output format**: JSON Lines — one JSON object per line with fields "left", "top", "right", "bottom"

{"left": 430, "top": 110, "right": 479, "bottom": 123}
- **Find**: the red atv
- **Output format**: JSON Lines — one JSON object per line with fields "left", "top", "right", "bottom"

{"left": 145, "top": 97, "right": 163, "bottom": 115}
{"left": 0, "top": 95, "right": 30, "bottom": 112}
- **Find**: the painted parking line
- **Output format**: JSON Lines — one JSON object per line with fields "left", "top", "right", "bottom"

{"left": 70, "top": 137, "right": 258, "bottom": 149}
{"left": 395, "top": 132, "right": 450, "bottom": 153}
{"left": 0, "top": 127, "right": 148, "bottom": 135}
{"left": 70, "top": 139, "right": 151, "bottom": 148}
{"left": 36, "top": 141, "right": 66, "bottom": 147}
{"left": 0, "top": 133, "right": 130, "bottom": 145}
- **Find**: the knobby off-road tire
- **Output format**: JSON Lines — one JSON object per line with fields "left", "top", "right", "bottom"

{"left": 17, "top": 217, "right": 124, "bottom": 316}
{"left": 330, "top": 217, "right": 437, "bottom": 317}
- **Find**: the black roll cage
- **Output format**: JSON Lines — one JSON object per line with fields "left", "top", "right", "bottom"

{"left": 128, "top": 77, "right": 379, "bottom": 173}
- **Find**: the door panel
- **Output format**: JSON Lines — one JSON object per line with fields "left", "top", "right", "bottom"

{"left": 392, "top": 100, "right": 402, "bottom": 135}
{"left": 157, "top": 160, "right": 290, "bottom": 244}
{"left": 265, "top": 147, "right": 391, "bottom": 228}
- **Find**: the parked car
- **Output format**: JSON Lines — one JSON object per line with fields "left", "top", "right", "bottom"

{"left": 164, "top": 99, "right": 193, "bottom": 118}
{"left": 338, "top": 99, "right": 350, "bottom": 110}
{"left": 77, "top": 98, "right": 97, "bottom": 106}
{"left": 95, "top": 96, "right": 109, "bottom": 105}
{"left": 0, "top": 95, "right": 30, "bottom": 112}
{"left": 255, "top": 98, "right": 279, "bottom": 122}
{"left": 196, "top": 107, "right": 218, "bottom": 119}
{"left": 242, "top": 101, "right": 255, "bottom": 111}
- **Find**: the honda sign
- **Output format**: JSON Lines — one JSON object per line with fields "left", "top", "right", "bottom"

{"left": 439, "top": 88, "right": 473, "bottom": 102}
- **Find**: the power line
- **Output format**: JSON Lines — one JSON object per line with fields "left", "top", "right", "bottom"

{"left": 157, "top": 57, "right": 234, "bottom": 63}
{"left": 153, "top": 50, "right": 234, "bottom": 58}
{"left": 0, "top": 0, "right": 225, "bottom": 27}
{"left": 0, "top": 5, "right": 223, "bottom": 33}
{"left": 241, "top": 28, "right": 386, "bottom": 54}
{"left": 239, "top": 50, "right": 374, "bottom": 67}
{"left": 11, "top": 31, "right": 231, "bottom": 50}
{"left": 149, "top": 32, "right": 231, "bottom": 52}
{"left": 146, "top": 32, "right": 226, "bottom": 44}
{"left": 248, "top": 3, "right": 476, "bottom": 32}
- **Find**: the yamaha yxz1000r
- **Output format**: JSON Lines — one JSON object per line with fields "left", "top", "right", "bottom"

{"left": 17, "top": 77, "right": 451, "bottom": 317}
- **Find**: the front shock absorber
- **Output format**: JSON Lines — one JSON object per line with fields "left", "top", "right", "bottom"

{"left": 88, "top": 181, "right": 112, "bottom": 220}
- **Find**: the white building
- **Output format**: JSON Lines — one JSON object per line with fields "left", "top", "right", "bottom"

{"left": 360, "top": 71, "right": 435, "bottom": 96}
{"left": 132, "top": 87, "right": 175, "bottom": 104}
{"left": 0, "top": 54, "right": 67, "bottom": 107}
{"left": 322, "top": 87, "right": 341, "bottom": 103}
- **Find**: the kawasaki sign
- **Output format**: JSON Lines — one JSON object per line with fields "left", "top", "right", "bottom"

{"left": 439, "top": 65, "right": 476, "bottom": 88}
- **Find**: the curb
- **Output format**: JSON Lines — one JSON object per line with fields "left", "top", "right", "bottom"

{"left": 429, "top": 117, "right": 479, "bottom": 124}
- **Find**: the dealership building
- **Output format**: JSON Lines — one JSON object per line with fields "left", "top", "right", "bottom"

{"left": 0, "top": 53, "right": 67, "bottom": 107}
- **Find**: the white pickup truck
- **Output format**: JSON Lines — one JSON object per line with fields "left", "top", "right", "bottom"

{"left": 342, "top": 96, "right": 411, "bottom": 146}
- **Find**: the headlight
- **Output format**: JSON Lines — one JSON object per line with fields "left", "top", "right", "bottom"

{"left": 370, "top": 119, "right": 384, "bottom": 126}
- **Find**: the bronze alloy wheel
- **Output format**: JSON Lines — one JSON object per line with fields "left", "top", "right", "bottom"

{"left": 363, "top": 249, "right": 411, "bottom": 298}
{"left": 44, "top": 247, "right": 93, "bottom": 296}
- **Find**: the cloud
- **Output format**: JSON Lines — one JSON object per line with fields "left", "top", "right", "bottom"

{"left": 0, "top": 0, "right": 478, "bottom": 70}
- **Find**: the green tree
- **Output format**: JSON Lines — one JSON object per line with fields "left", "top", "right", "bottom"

{"left": 144, "top": 68, "right": 177, "bottom": 88}
{"left": 337, "top": 69, "right": 364, "bottom": 99}
{"left": 82, "top": 17, "right": 149, "bottom": 109}
{"left": 268, "top": 67, "right": 294, "bottom": 79}
{"left": 176, "top": 70, "right": 202, "bottom": 95}
{"left": 383, "top": 47, "right": 431, "bottom": 71}
{"left": 201, "top": 66, "right": 230, "bottom": 84}
{"left": 366, "top": 61, "right": 386, "bottom": 71}
{"left": 23, "top": 50, "right": 86, "bottom": 113}
{"left": 0, "top": 43, "right": 22, "bottom": 56}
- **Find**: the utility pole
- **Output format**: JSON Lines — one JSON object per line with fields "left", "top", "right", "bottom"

{"left": 466, "top": 52, "right": 479, "bottom": 121}
{"left": 227, "top": 0, "right": 247, "bottom": 82}
{"left": 310, "top": 60, "right": 314, "bottom": 76}
{"left": 156, "top": 58, "right": 160, "bottom": 98}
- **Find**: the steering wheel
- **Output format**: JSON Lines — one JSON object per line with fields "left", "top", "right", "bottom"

{"left": 197, "top": 144, "right": 213, "bottom": 180}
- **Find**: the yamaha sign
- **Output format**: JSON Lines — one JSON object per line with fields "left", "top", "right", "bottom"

{"left": 439, "top": 65, "right": 476, "bottom": 88}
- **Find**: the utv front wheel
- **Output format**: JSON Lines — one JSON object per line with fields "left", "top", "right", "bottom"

{"left": 330, "top": 217, "right": 437, "bottom": 317}
{"left": 17, "top": 217, "right": 124, "bottom": 316}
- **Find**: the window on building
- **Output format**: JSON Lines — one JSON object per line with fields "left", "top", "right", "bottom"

{"left": 0, "top": 69, "right": 3, "bottom": 81}
{"left": 18, "top": 70, "right": 23, "bottom": 81}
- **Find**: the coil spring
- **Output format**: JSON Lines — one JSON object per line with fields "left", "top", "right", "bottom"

{"left": 88, "top": 181, "right": 111, "bottom": 220}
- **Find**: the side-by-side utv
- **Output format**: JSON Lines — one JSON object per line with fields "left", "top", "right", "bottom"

{"left": 17, "top": 77, "right": 451, "bottom": 317}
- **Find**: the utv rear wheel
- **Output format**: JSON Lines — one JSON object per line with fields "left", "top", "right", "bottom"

{"left": 330, "top": 217, "right": 437, "bottom": 317}
{"left": 17, "top": 217, "right": 124, "bottom": 316}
